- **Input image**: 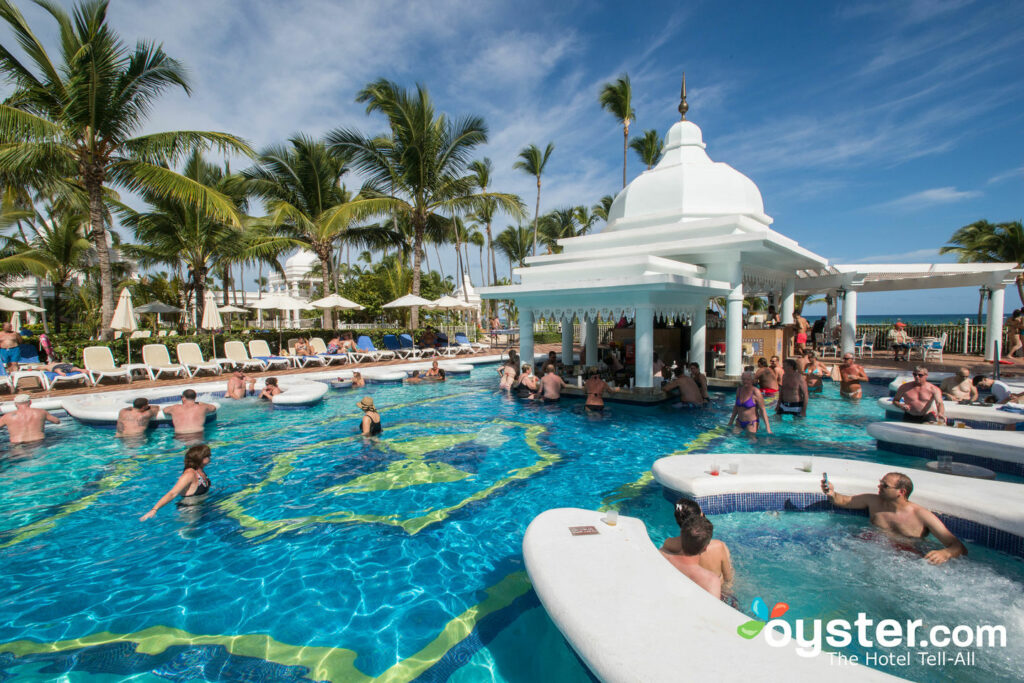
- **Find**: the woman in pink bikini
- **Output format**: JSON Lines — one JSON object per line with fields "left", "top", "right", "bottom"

{"left": 727, "top": 371, "right": 772, "bottom": 435}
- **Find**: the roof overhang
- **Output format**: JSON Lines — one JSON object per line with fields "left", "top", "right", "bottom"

{"left": 783, "top": 263, "right": 1020, "bottom": 295}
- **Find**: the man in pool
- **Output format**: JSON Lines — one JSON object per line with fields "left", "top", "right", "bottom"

{"left": 687, "top": 362, "right": 709, "bottom": 403}
{"left": 116, "top": 397, "right": 161, "bottom": 437}
{"left": 661, "top": 498, "right": 734, "bottom": 589}
{"left": 893, "top": 367, "right": 945, "bottom": 424}
{"left": 940, "top": 367, "right": 978, "bottom": 402}
{"left": 776, "top": 358, "right": 808, "bottom": 417}
{"left": 533, "top": 364, "right": 567, "bottom": 402}
{"left": 663, "top": 366, "right": 704, "bottom": 407}
{"left": 406, "top": 370, "right": 423, "bottom": 384}
{"left": 0, "top": 394, "right": 60, "bottom": 443}
{"left": 838, "top": 352, "right": 869, "bottom": 399}
{"left": 659, "top": 515, "right": 722, "bottom": 599}
{"left": 225, "top": 370, "right": 255, "bottom": 399}
{"left": 162, "top": 389, "right": 216, "bottom": 437}
{"left": 822, "top": 472, "right": 967, "bottom": 565}
{"left": 754, "top": 357, "right": 778, "bottom": 398}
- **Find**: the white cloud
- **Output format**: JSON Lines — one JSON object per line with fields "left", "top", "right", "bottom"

{"left": 988, "top": 166, "right": 1024, "bottom": 184}
{"left": 872, "top": 187, "right": 981, "bottom": 211}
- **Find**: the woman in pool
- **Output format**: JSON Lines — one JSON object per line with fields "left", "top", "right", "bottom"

{"left": 351, "top": 372, "right": 365, "bottom": 388}
{"left": 514, "top": 363, "right": 539, "bottom": 397}
{"left": 727, "top": 371, "right": 772, "bottom": 434}
{"left": 140, "top": 444, "right": 212, "bottom": 520}
{"left": 660, "top": 497, "right": 734, "bottom": 589}
{"left": 498, "top": 360, "right": 517, "bottom": 390}
{"left": 357, "top": 396, "right": 382, "bottom": 436}
{"left": 258, "top": 377, "right": 281, "bottom": 400}
{"left": 584, "top": 369, "right": 617, "bottom": 411}
{"left": 802, "top": 350, "right": 827, "bottom": 393}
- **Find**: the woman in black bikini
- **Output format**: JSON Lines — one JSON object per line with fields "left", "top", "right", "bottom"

{"left": 140, "top": 444, "right": 212, "bottom": 520}
{"left": 358, "top": 396, "right": 382, "bottom": 436}
{"left": 727, "top": 372, "right": 772, "bottom": 435}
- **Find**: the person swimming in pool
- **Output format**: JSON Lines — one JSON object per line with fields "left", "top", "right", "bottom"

{"left": 162, "top": 389, "right": 216, "bottom": 437}
{"left": 661, "top": 498, "right": 734, "bottom": 590}
{"left": 776, "top": 358, "right": 808, "bottom": 417}
{"left": 405, "top": 370, "right": 423, "bottom": 384}
{"left": 727, "top": 372, "right": 771, "bottom": 434}
{"left": 258, "top": 377, "right": 282, "bottom": 401}
{"left": 802, "top": 350, "right": 827, "bottom": 393}
{"left": 534, "top": 364, "right": 567, "bottom": 402}
{"left": 584, "top": 369, "right": 618, "bottom": 411}
{"left": 514, "top": 364, "right": 539, "bottom": 396}
{"left": 140, "top": 444, "right": 213, "bottom": 520}
{"left": 838, "top": 353, "right": 869, "bottom": 399}
{"left": 659, "top": 515, "right": 721, "bottom": 599}
{"left": 663, "top": 366, "right": 704, "bottom": 407}
{"left": 893, "top": 367, "right": 945, "bottom": 423}
{"left": 116, "top": 397, "right": 160, "bottom": 437}
{"left": 499, "top": 360, "right": 517, "bottom": 390}
{"left": 688, "top": 362, "right": 709, "bottom": 403}
{"left": 822, "top": 472, "right": 966, "bottom": 565}
{"left": 425, "top": 360, "right": 442, "bottom": 379}
{"left": 351, "top": 372, "right": 365, "bottom": 389}
{"left": 1, "top": 394, "right": 61, "bottom": 444}
{"left": 357, "top": 396, "right": 382, "bottom": 435}
{"left": 754, "top": 357, "right": 778, "bottom": 399}
{"left": 226, "top": 369, "right": 256, "bottom": 399}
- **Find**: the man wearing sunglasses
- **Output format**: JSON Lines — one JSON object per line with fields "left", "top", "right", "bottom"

{"left": 822, "top": 472, "right": 966, "bottom": 565}
{"left": 892, "top": 366, "right": 945, "bottom": 424}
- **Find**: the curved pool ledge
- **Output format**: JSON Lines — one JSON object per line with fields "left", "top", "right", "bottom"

{"left": 523, "top": 508, "right": 894, "bottom": 683}
{"left": 866, "top": 422, "right": 1024, "bottom": 476}
{"left": 876, "top": 397, "right": 1024, "bottom": 430}
{"left": 653, "top": 453, "right": 1024, "bottom": 554}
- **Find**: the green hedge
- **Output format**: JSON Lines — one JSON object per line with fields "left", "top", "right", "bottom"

{"left": 47, "top": 327, "right": 475, "bottom": 365}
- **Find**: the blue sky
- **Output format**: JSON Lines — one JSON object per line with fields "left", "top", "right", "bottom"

{"left": 4, "top": 0, "right": 1023, "bottom": 313}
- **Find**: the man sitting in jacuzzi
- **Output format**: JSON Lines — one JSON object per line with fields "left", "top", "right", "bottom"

{"left": 162, "top": 389, "right": 216, "bottom": 437}
{"left": 822, "top": 472, "right": 967, "bottom": 565}
{"left": 226, "top": 370, "right": 256, "bottom": 399}
{"left": 659, "top": 515, "right": 721, "bottom": 599}
{"left": 892, "top": 367, "right": 946, "bottom": 424}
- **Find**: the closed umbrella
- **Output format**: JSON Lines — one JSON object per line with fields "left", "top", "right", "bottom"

{"left": 9, "top": 311, "right": 20, "bottom": 332}
{"left": 201, "top": 291, "right": 224, "bottom": 357}
{"left": 110, "top": 288, "right": 138, "bottom": 363}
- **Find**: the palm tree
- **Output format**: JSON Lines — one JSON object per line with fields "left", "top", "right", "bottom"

{"left": 0, "top": 0, "right": 252, "bottom": 337}
{"left": 467, "top": 228, "right": 486, "bottom": 286}
{"left": 328, "top": 79, "right": 522, "bottom": 327}
{"left": 514, "top": 142, "right": 555, "bottom": 257}
{"left": 941, "top": 219, "right": 1024, "bottom": 310}
{"left": 599, "top": 73, "right": 636, "bottom": 188}
{"left": 573, "top": 206, "right": 600, "bottom": 237}
{"left": 592, "top": 194, "right": 615, "bottom": 222}
{"left": 630, "top": 129, "right": 663, "bottom": 170}
{"left": 539, "top": 207, "right": 579, "bottom": 253}
{"left": 468, "top": 158, "right": 501, "bottom": 288}
{"left": 495, "top": 224, "right": 532, "bottom": 278}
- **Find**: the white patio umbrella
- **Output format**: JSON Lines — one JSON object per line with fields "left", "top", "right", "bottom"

{"left": 110, "top": 288, "right": 138, "bottom": 363}
{"left": 382, "top": 294, "right": 433, "bottom": 308}
{"left": 135, "top": 300, "right": 183, "bottom": 328}
{"left": 249, "top": 293, "right": 313, "bottom": 347}
{"left": 427, "top": 295, "right": 476, "bottom": 337}
{"left": 311, "top": 292, "right": 364, "bottom": 328}
{"left": 218, "top": 304, "right": 249, "bottom": 313}
{"left": 201, "top": 291, "right": 224, "bottom": 357}
{"left": 0, "top": 294, "right": 45, "bottom": 313}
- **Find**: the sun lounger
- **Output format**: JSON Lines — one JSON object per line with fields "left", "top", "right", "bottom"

{"left": 310, "top": 337, "right": 349, "bottom": 365}
{"left": 286, "top": 339, "right": 328, "bottom": 368}
{"left": 383, "top": 334, "right": 420, "bottom": 359}
{"left": 247, "top": 340, "right": 292, "bottom": 369}
{"left": 142, "top": 344, "right": 189, "bottom": 379}
{"left": 224, "top": 341, "right": 270, "bottom": 371}
{"left": 83, "top": 346, "right": 133, "bottom": 385}
{"left": 400, "top": 333, "right": 435, "bottom": 358}
{"left": 453, "top": 333, "right": 487, "bottom": 353}
{"left": 130, "top": 330, "right": 152, "bottom": 339}
{"left": 355, "top": 335, "right": 395, "bottom": 362}
{"left": 0, "top": 365, "right": 13, "bottom": 392}
{"left": 176, "top": 343, "right": 227, "bottom": 377}
{"left": 43, "top": 368, "right": 90, "bottom": 390}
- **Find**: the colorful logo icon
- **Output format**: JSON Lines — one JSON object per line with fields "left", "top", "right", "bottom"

{"left": 737, "top": 596, "right": 789, "bottom": 639}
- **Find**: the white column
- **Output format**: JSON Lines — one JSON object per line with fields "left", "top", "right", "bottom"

{"left": 840, "top": 290, "right": 858, "bottom": 355}
{"left": 985, "top": 285, "right": 1005, "bottom": 360}
{"left": 561, "top": 315, "right": 574, "bottom": 365}
{"left": 519, "top": 308, "right": 534, "bottom": 366}
{"left": 635, "top": 306, "right": 654, "bottom": 388}
{"left": 584, "top": 315, "right": 598, "bottom": 367}
{"left": 689, "top": 305, "right": 707, "bottom": 371}
{"left": 781, "top": 279, "right": 795, "bottom": 325}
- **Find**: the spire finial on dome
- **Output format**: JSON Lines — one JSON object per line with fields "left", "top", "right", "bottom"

{"left": 678, "top": 72, "right": 688, "bottom": 121}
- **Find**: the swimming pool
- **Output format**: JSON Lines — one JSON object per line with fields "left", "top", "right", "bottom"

{"left": 0, "top": 368, "right": 1017, "bottom": 681}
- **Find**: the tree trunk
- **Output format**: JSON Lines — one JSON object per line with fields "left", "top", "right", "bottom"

{"left": 453, "top": 225, "right": 465, "bottom": 301}
{"left": 195, "top": 266, "right": 207, "bottom": 329}
{"left": 410, "top": 220, "right": 425, "bottom": 329}
{"left": 53, "top": 281, "right": 63, "bottom": 334}
{"left": 320, "top": 254, "right": 333, "bottom": 329}
{"left": 622, "top": 121, "right": 629, "bottom": 188}
{"left": 84, "top": 170, "right": 115, "bottom": 339}
{"left": 478, "top": 243, "right": 485, "bottom": 289}
{"left": 532, "top": 179, "right": 541, "bottom": 256}
{"left": 435, "top": 243, "right": 445, "bottom": 280}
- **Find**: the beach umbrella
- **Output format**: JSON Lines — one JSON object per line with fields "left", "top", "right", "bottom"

{"left": 0, "top": 294, "right": 45, "bottom": 313}
{"left": 383, "top": 293, "right": 433, "bottom": 329}
{"left": 248, "top": 293, "right": 313, "bottom": 347}
{"left": 218, "top": 304, "right": 249, "bottom": 313}
{"left": 201, "top": 291, "right": 224, "bottom": 357}
{"left": 135, "top": 300, "right": 183, "bottom": 328}
{"left": 110, "top": 288, "right": 138, "bottom": 363}
{"left": 311, "top": 292, "right": 364, "bottom": 328}
{"left": 9, "top": 311, "right": 20, "bottom": 332}
{"left": 427, "top": 295, "right": 476, "bottom": 336}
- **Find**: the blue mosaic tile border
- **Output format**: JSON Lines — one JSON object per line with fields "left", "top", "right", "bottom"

{"left": 661, "top": 487, "right": 1024, "bottom": 558}
{"left": 875, "top": 439, "right": 1024, "bottom": 477}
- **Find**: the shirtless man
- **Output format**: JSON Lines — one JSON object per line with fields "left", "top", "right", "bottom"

{"left": 661, "top": 498, "right": 734, "bottom": 589}
{"left": 405, "top": 370, "right": 423, "bottom": 384}
{"left": 663, "top": 367, "right": 704, "bottom": 406}
{"left": 791, "top": 313, "right": 810, "bottom": 355}
{"left": 940, "top": 367, "right": 978, "bottom": 402}
{"left": 584, "top": 370, "right": 617, "bottom": 411}
{"left": 754, "top": 357, "right": 778, "bottom": 399}
{"left": 838, "top": 353, "right": 869, "bottom": 399}
{"left": 162, "top": 389, "right": 216, "bottom": 437}
{"left": 776, "top": 358, "right": 808, "bottom": 417}
{"left": 116, "top": 397, "right": 160, "bottom": 437}
{"left": 0, "top": 322, "right": 22, "bottom": 366}
{"left": 534, "top": 365, "right": 567, "bottom": 401}
{"left": 0, "top": 394, "right": 60, "bottom": 443}
{"left": 44, "top": 360, "right": 87, "bottom": 376}
{"left": 225, "top": 370, "right": 255, "bottom": 399}
{"left": 768, "top": 355, "right": 784, "bottom": 384}
{"left": 659, "top": 516, "right": 722, "bottom": 599}
{"left": 822, "top": 472, "right": 966, "bottom": 565}
{"left": 687, "top": 362, "right": 709, "bottom": 403}
{"left": 893, "top": 367, "right": 945, "bottom": 424}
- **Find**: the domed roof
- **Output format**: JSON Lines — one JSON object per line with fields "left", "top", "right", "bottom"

{"left": 285, "top": 249, "right": 318, "bottom": 270}
{"left": 603, "top": 119, "right": 768, "bottom": 232}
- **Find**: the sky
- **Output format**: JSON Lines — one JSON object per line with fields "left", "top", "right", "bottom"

{"left": 3, "top": 0, "right": 1023, "bottom": 314}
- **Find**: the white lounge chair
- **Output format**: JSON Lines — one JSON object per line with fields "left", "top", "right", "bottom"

{"left": 176, "top": 343, "right": 226, "bottom": 377}
{"left": 854, "top": 333, "right": 874, "bottom": 358}
{"left": 83, "top": 346, "right": 133, "bottom": 385}
{"left": 453, "top": 333, "right": 488, "bottom": 353}
{"left": 286, "top": 339, "right": 328, "bottom": 368}
{"left": 247, "top": 340, "right": 292, "bottom": 369}
{"left": 142, "top": 344, "right": 189, "bottom": 379}
{"left": 224, "top": 341, "right": 269, "bottom": 371}
{"left": 310, "top": 337, "right": 350, "bottom": 365}
{"left": 130, "top": 330, "right": 152, "bottom": 339}
{"left": 920, "top": 332, "right": 947, "bottom": 363}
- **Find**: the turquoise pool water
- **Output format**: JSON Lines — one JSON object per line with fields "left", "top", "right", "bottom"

{"left": 0, "top": 368, "right": 1017, "bottom": 682}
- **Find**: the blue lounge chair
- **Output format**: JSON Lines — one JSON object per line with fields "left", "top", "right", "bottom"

{"left": 383, "top": 334, "right": 419, "bottom": 359}
{"left": 453, "top": 333, "right": 487, "bottom": 353}
{"left": 355, "top": 335, "right": 395, "bottom": 362}
{"left": 400, "top": 333, "right": 435, "bottom": 358}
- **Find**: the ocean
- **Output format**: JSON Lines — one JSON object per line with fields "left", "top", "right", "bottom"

{"left": 801, "top": 313, "right": 982, "bottom": 325}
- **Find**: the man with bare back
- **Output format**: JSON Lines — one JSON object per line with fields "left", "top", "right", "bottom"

{"left": 116, "top": 398, "right": 160, "bottom": 437}
{"left": 1, "top": 394, "right": 60, "bottom": 443}
{"left": 162, "top": 389, "right": 216, "bottom": 437}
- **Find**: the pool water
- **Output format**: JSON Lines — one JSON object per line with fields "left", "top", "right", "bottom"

{"left": 0, "top": 368, "right": 1018, "bottom": 682}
